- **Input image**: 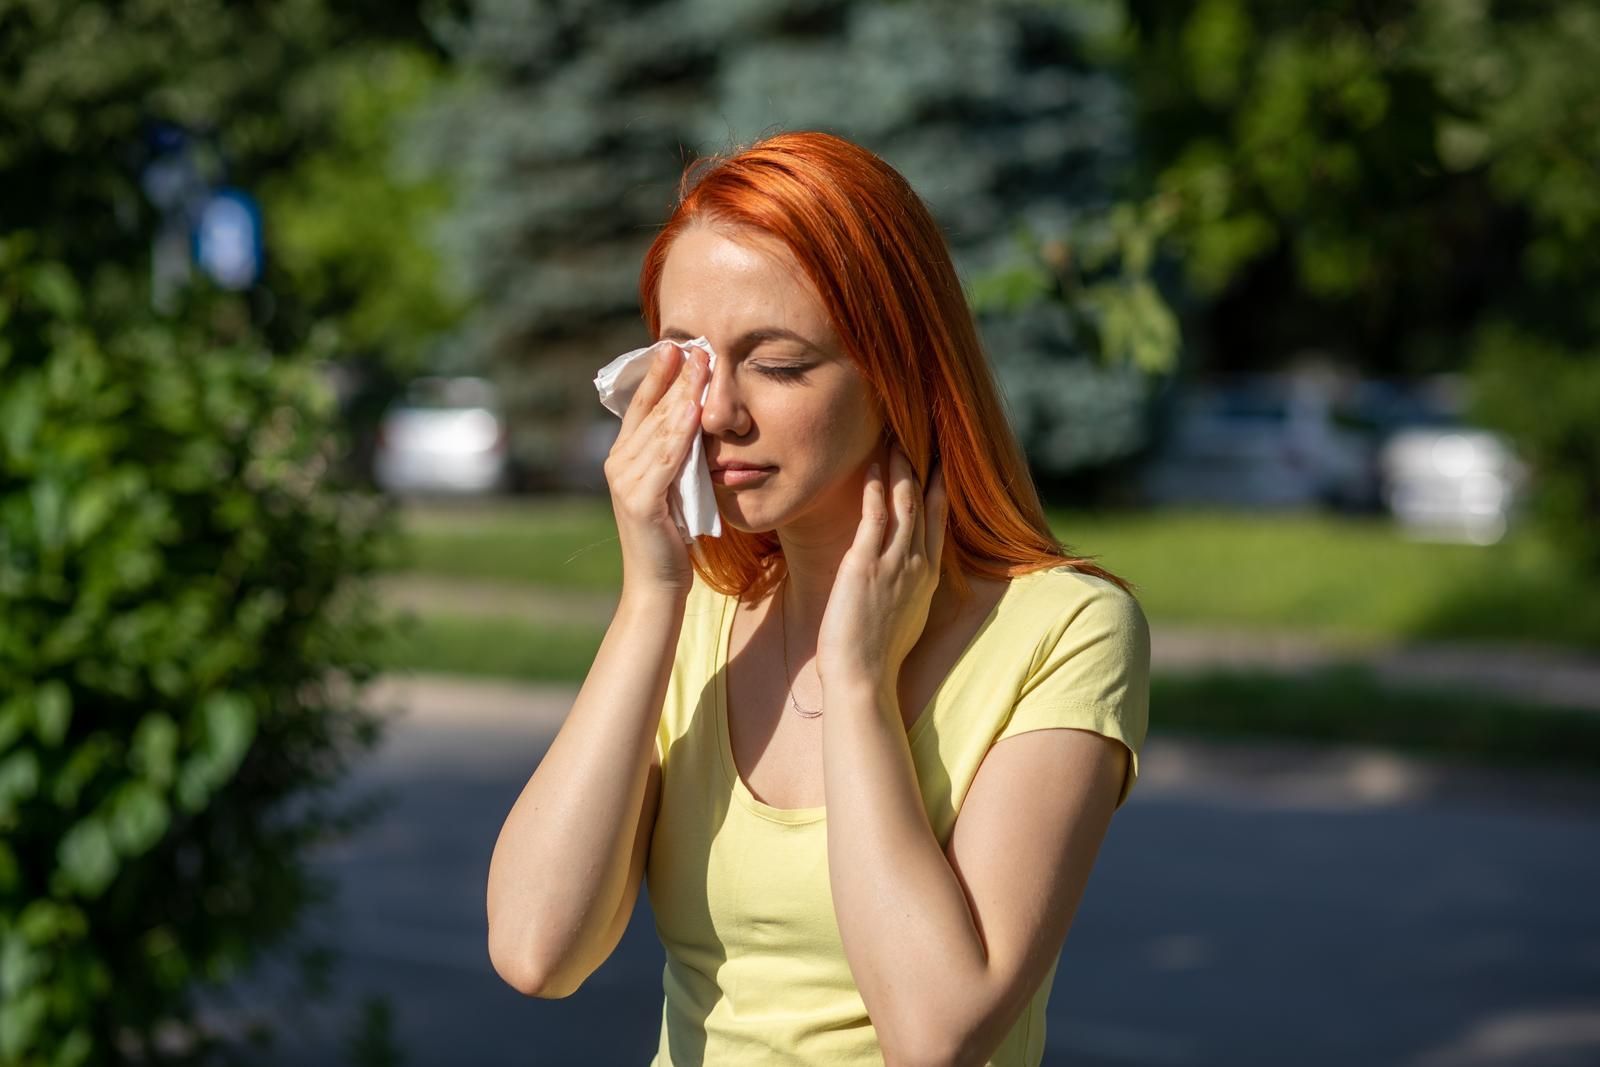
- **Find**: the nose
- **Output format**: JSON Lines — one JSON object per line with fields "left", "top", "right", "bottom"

{"left": 698, "top": 348, "right": 751, "bottom": 437}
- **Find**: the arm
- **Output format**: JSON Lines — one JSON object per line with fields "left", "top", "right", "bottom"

{"left": 486, "top": 587, "right": 682, "bottom": 998}
{"left": 487, "top": 338, "right": 712, "bottom": 998}
{"left": 817, "top": 442, "right": 1142, "bottom": 1064}
{"left": 824, "top": 684, "right": 1128, "bottom": 1067}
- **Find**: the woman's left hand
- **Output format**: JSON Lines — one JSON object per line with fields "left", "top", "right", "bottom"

{"left": 816, "top": 440, "right": 949, "bottom": 695}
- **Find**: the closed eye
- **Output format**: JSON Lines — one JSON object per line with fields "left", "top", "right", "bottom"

{"left": 751, "top": 364, "right": 810, "bottom": 382}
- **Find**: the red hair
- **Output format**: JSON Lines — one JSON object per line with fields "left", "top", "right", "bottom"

{"left": 638, "top": 131, "right": 1132, "bottom": 602}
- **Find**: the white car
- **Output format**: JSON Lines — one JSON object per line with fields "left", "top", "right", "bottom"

{"left": 1355, "top": 377, "right": 1528, "bottom": 544}
{"left": 373, "top": 377, "right": 511, "bottom": 495}
{"left": 1379, "top": 426, "right": 1526, "bottom": 545}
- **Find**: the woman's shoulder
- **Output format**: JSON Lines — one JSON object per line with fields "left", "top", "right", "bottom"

{"left": 1009, "top": 564, "right": 1145, "bottom": 626}
{"left": 986, "top": 566, "right": 1150, "bottom": 678}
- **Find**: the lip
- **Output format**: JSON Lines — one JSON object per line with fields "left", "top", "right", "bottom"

{"left": 709, "top": 466, "right": 774, "bottom": 487}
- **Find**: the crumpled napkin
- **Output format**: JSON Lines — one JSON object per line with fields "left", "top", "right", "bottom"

{"left": 593, "top": 336, "right": 722, "bottom": 543}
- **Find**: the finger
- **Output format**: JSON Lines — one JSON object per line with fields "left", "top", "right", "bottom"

{"left": 887, "top": 442, "right": 919, "bottom": 560}
{"left": 850, "top": 459, "right": 890, "bottom": 560}
{"left": 620, "top": 375, "right": 704, "bottom": 497}
{"left": 619, "top": 341, "right": 686, "bottom": 438}
{"left": 619, "top": 346, "right": 704, "bottom": 463}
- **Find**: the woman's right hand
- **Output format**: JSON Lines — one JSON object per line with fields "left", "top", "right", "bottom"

{"left": 603, "top": 341, "right": 710, "bottom": 598}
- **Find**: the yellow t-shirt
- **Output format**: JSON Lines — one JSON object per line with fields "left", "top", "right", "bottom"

{"left": 646, "top": 565, "right": 1150, "bottom": 1066}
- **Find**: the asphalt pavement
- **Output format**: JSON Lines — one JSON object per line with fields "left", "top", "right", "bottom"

{"left": 218, "top": 675, "right": 1600, "bottom": 1066}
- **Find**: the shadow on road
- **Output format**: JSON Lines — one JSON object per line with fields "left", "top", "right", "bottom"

{"left": 220, "top": 678, "right": 1600, "bottom": 1066}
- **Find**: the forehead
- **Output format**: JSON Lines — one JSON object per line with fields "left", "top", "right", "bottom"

{"left": 658, "top": 226, "right": 833, "bottom": 338}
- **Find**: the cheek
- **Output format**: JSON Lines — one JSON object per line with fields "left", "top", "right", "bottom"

{"left": 754, "top": 377, "right": 879, "bottom": 486}
{"left": 809, "top": 395, "right": 879, "bottom": 475}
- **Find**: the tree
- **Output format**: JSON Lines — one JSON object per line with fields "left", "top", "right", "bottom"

{"left": 259, "top": 43, "right": 469, "bottom": 484}
{"left": 0, "top": 1, "right": 444, "bottom": 1060}
{"left": 1120, "top": 0, "right": 1600, "bottom": 567}
{"left": 417, "top": 0, "right": 1178, "bottom": 489}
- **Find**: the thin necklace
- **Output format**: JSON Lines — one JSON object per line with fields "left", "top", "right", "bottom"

{"left": 778, "top": 575, "right": 823, "bottom": 718}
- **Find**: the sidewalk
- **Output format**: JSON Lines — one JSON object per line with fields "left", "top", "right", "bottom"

{"left": 365, "top": 672, "right": 1600, "bottom": 814}
{"left": 377, "top": 575, "right": 1600, "bottom": 712}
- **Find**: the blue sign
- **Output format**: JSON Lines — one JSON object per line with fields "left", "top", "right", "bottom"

{"left": 194, "top": 188, "right": 262, "bottom": 290}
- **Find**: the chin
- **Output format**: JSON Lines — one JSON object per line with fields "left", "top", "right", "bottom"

{"left": 713, "top": 505, "right": 776, "bottom": 536}
{"left": 711, "top": 486, "right": 788, "bottom": 535}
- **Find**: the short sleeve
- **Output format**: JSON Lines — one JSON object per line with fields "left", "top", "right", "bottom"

{"left": 993, "top": 581, "right": 1151, "bottom": 810}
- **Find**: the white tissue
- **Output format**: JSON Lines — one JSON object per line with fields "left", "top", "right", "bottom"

{"left": 593, "top": 336, "right": 722, "bottom": 543}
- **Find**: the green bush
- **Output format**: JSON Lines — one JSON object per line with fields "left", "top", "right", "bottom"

{"left": 1468, "top": 324, "right": 1600, "bottom": 577}
{"left": 0, "top": 237, "right": 393, "bottom": 1065}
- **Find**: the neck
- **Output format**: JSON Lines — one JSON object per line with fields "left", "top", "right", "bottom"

{"left": 773, "top": 523, "right": 853, "bottom": 638}
{"left": 772, "top": 505, "right": 960, "bottom": 644}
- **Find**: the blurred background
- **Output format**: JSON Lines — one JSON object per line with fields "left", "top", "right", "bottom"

{"left": 3, "top": 0, "right": 1598, "bottom": 1064}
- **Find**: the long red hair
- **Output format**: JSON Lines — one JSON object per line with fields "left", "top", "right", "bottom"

{"left": 638, "top": 131, "right": 1131, "bottom": 602}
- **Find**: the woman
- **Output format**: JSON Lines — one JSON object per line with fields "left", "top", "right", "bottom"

{"left": 487, "top": 131, "right": 1150, "bottom": 1066}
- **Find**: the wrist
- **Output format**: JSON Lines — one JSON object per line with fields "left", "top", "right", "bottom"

{"left": 820, "top": 667, "right": 895, "bottom": 707}
{"left": 617, "top": 584, "right": 689, "bottom": 620}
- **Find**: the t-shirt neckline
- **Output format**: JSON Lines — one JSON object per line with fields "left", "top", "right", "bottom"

{"left": 712, "top": 572, "right": 1029, "bottom": 824}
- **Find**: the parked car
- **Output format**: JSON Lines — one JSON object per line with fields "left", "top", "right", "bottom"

{"left": 1141, "top": 375, "right": 1377, "bottom": 512}
{"left": 373, "top": 377, "right": 511, "bottom": 496}
{"left": 1360, "top": 378, "right": 1527, "bottom": 544}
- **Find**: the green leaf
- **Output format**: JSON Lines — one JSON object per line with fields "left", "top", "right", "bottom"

{"left": 0, "top": 373, "right": 44, "bottom": 463}
{"left": 17, "top": 900, "right": 87, "bottom": 943}
{"left": 1, "top": 924, "right": 44, "bottom": 994}
{"left": 129, "top": 713, "right": 180, "bottom": 787}
{"left": 66, "top": 479, "right": 120, "bottom": 548}
{"left": 1437, "top": 119, "right": 1491, "bottom": 172}
{"left": 0, "top": 750, "right": 41, "bottom": 820}
{"left": 26, "top": 261, "right": 82, "bottom": 319}
{"left": 31, "top": 477, "right": 67, "bottom": 551}
{"left": 0, "top": 694, "right": 28, "bottom": 753}
{"left": 56, "top": 817, "right": 119, "bottom": 897}
{"left": 1126, "top": 279, "right": 1181, "bottom": 374}
{"left": 175, "top": 763, "right": 212, "bottom": 815}
{"left": 108, "top": 782, "right": 171, "bottom": 858}
{"left": 968, "top": 261, "right": 1052, "bottom": 313}
{"left": 175, "top": 691, "right": 260, "bottom": 812}
{"left": 34, "top": 681, "right": 71, "bottom": 747}
{"left": 52, "top": 1028, "right": 93, "bottom": 1067}
{"left": 200, "top": 691, "right": 257, "bottom": 780}
{"left": 0, "top": 987, "right": 47, "bottom": 1058}
{"left": 49, "top": 735, "right": 116, "bottom": 809}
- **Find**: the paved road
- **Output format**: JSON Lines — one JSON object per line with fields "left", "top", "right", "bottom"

{"left": 225, "top": 676, "right": 1600, "bottom": 1066}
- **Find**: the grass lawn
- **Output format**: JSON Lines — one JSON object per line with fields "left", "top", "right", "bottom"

{"left": 377, "top": 613, "right": 1600, "bottom": 775}
{"left": 384, "top": 497, "right": 623, "bottom": 590}
{"left": 387, "top": 497, "right": 1600, "bottom": 651}
{"left": 379, "top": 612, "right": 603, "bottom": 683}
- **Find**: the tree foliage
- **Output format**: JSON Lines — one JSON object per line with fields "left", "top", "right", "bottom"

{"left": 0, "top": 240, "right": 393, "bottom": 1065}
{"left": 1122, "top": 0, "right": 1600, "bottom": 568}
{"left": 260, "top": 44, "right": 465, "bottom": 381}
{"left": 419, "top": 0, "right": 1178, "bottom": 483}
{"left": 0, "top": 0, "right": 439, "bottom": 1060}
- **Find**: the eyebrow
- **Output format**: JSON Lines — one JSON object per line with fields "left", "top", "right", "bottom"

{"left": 659, "top": 326, "right": 825, "bottom": 356}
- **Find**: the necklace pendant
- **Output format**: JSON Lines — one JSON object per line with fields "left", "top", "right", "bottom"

{"left": 789, "top": 690, "right": 823, "bottom": 718}
{"left": 780, "top": 575, "right": 824, "bottom": 718}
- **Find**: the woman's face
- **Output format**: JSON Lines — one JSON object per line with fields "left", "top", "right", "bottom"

{"left": 657, "top": 224, "right": 884, "bottom": 535}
